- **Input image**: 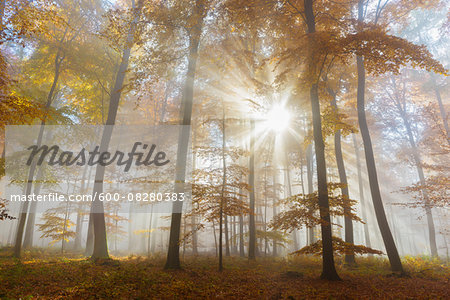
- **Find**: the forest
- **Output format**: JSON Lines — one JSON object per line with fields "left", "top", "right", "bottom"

{"left": 0, "top": 0, "right": 449, "bottom": 299}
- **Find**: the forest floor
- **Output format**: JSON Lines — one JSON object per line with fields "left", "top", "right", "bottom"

{"left": 0, "top": 248, "right": 448, "bottom": 299}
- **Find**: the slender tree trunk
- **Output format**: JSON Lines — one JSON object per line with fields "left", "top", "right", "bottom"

{"left": 219, "top": 201, "right": 223, "bottom": 271}
{"left": 284, "top": 151, "right": 298, "bottom": 250}
{"left": 85, "top": 204, "right": 94, "bottom": 256}
{"left": 219, "top": 108, "right": 227, "bottom": 271}
{"left": 310, "top": 82, "right": 339, "bottom": 280}
{"left": 304, "top": 0, "right": 340, "bottom": 280}
{"left": 127, "top": 202, "right": 134, "bottom": 253}
{"left": 263, "top": 164, "right": 268, "bottom": 256}
{"left": 165, "top": 1, "right": 204, "bottom": 269}
{"left": 299, "top": 145, "right": 307, "bottom": 246}
{"left": 388, "top": 204, "right": 402, "bottom": 255}
{"left": 239, "top": 124, "right": 246, "bottom": 258}
{"left": 182, "top": 215, "right": 186, "bottom": 258}
{"left": 212, "top": 220, "right": 218, "bottom": 257}
{"left": 74, "top": 164, "right": 91, "bottom": 250}
{"left": 356, "top": 56, "right": 403, "bottom": 272}
{"left": 335, "top": 129, "right": 355, "bottom": 264}
{"left": 356, "top": 0, "right": 403, "bottom": 273}
{"left": 147, "top": 207, "right": 154, "bottom": 256}
{"left": 91, "top": 0, "right": 142, "bottom": 260}
{"left": 433, "top": 83, "right": 449, "bottom": 145}
{"left": 223, "top": 113, "right": 230, "bottom": 258}
{"left": 239, "top": 213, "right": 245, "bottom": 257}
{"left": 73, "top": 206, "right": 83, "bottom": 250}
{"left": 13, "top": 37, "right": 65, "bottom": 257}
{"left": 395, "top": 95, "right": 438, "bottom": 257}
{"left": 256, "top": 206, "right": 262, "bottom": 256}
{"left": 272, "top": 170, "right": 277, "bottom": 257}
{"left": 22, "top": 164, "right": 46, "bottom": 249}
{"left": 62, "top": 200, "right": 70, "bottom": 254}
{"left": 352, "top": 134, "right": 371, "bottom": 249}
{"left": 306, "top": 144, "right": 315, "bottom": 244}
{"left": 159, "top": 81, "right": 171, "bottom": 124}
{"left": 22, "top": 200, "right": 37, "bottom": 249}
{"left": 238, "top": 174, "right": 245, "bottom": 257}
{"left": 224, "top": 215, "right": 230, "bottom": 256}
{"left": 232, "top": 216, "right": 238, "bottom": 254}
{"left": 191, "top": 129, "right": 198, "bottom": 255}
{"left": 248, "top": 119, "right": 256, "bottom": 260}
{"left": 150, "top": 212, "right": 156, "bottom": 253}
{"left": 437, "top": 213, "right": 448, "bottom": 260}
{"left": 331, "top": 98, "right": 355, "bottom": 264}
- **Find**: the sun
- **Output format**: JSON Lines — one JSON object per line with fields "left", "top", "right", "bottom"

{"left": 264, "top": 104, "right": 291, "bottom": 133}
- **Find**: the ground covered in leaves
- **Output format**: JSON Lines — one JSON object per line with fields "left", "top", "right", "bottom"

{"left": 0, "top": 249, "right": 448, "bottom": 299}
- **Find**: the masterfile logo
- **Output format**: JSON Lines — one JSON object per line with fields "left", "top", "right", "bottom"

{"left": 26, "top": 142, "right": 170, "bottom": 171}
{"left": 4, "top": 125, "right": 192, "bottom": 214}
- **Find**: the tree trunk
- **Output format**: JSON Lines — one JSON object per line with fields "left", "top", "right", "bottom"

{"left": 356, "top": 56, "right": 403, "bottom": 272}
{"left": 304, "top": 0, "right": 340, "bottom": 280}
{"left": 147, "top": 207, "right": 154, "bottom": 256}
{"left": 352, "top": 134, "right": 372, "bottom": 249}
{"left": 331, "top": 98, "right": 355, "bottom": 264}
{"left": 85, "top": 204, "right": 94, "bottom": 256}
{"left": 394, "top": 94, "right": 437, "bottom": 256}
{"left": 22, "top": 164, "right": 45, "bottom": 249}
{"left": 239, "top": 213, "right": 245, "bottom": 257}
{"left": 238, "top": 175, "right": 245, "bottom": 257}
{"left": 191, "top": 130, "right": 198, "bottom": 255}
{"left": 335, "top": 130, "right": 355, "bottom": 264}
{"left": 219, "top": 108, "right": 227, "bottom": 271}
{"left": 263, "top": 164, "right": 268, "bottom": 256}
{"left": 90, "top": 0, "right": 142, "bottom": 260}
{"left": 224, "top": 215, "right": 230, "bottom": 256}
{"left": 13, "top": 37, "right": 65, "bottom": 257}
{"left": 356, "top": 0, "right": 403, "bottom": 273}
{"left": 232, "top": 216, "right": 238, "bottom": 254}
{"left": 212, "top": 220, "right": 218, "bottom": 257}
{"left": 165, "top": 2, "right": 204, "bottom": 269}
{"left": 150, "top": 212, "right": 156, "bottom": 253}
{"left": 306, "top": 144, "right": 315, "bottom": 244}
{"left": 182, "top": 214, "right": 186, "bottom": 258}
{"left": 62, "top": 199, "right": 70, "bottom": 254}
{"left": 433, "top": 83, "right": 449, "bottom": 145}
{"left": 74, "top": 164, "right": 91, "bottom": 250}
{"left": 284, "top": 151, "right": 298, "bottom": 250}
{"left": 272, "top": 171, "right": 277, "bottom": 257}
{"left": 219, "top": 200, "right": 223, "bottom": 271}
{"left": 223, "top": 113, "right": 230, "bottom": 258}
{"left": 248, "top": 119, "right": 256, "bottom": 260}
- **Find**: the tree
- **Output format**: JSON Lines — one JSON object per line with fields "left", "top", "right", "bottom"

{"left": 37, "top": 205, "right": 76, "bottom": 253}
{"left": 191, "top": 99, "right": 249, "bottom": 270}
{"left": 319, "top": 71, "right": 360, "bottom": 265}
{"left": 163, "top": 0, "right": 207, "bottom": 269}
{"left": 0, "top": 0, "right": 56, "bottom": 129}
{"left": 13, "top": 0, "right": 95, "bottom": 258}
{"left": 352, "top": 134, "right": 372, "bottom": 250}
{"left": 352, "top": 0, "right": 446, "bottom": 272}
{"left": 302, "top": 0, "right": 340, "bottom": 280}
{"left": 372, "top": 71, "right": 446, "bottom": 256}
{"left": 90, "top": 0, "right": 143, "bottom": 260}
{"left": 271, "top": 183, "right": 381, "bottom": 258}
{"left": 104, "top": 201, "right": 128, "bottom": 253}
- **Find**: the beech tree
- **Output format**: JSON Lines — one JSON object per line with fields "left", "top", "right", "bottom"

{"left": 353, "top": 0, "right": 446, "bottom": 272}
{"left": 13, "top": 0, "right": 98, "bottom": 258}
{"left": 90, "top": 0, "right": 143, "bottom": 260}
